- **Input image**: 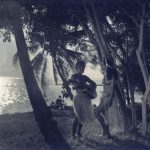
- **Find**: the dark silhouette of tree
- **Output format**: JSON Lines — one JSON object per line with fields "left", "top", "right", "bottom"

{"left": 0, "top": 1, "right": 71, "bottom": 149}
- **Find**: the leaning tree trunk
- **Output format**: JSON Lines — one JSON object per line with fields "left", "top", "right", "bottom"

{"left": 125, "top": 68, "right": 137, "bottom": 131}
{"left": 7, "top": 2, "right": 70, "bottom": 149}
{"left": 82, "top": 1, "right": 106, "bottom": 60}
{"left": 83, "top": 0, "right": 130, "bottom": 133}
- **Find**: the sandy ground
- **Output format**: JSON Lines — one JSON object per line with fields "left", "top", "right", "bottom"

{"left": 0, "top": 109, "right": 150, "bottom": 150}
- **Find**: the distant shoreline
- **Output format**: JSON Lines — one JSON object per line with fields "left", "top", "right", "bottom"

{"left": 0, "top": 76, "right": 21, "bottom": 79}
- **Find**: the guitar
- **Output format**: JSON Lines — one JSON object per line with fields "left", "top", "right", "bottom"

{"left": 68, "top": 75, "right": 97, "bottom": 99}
{"left": 81, "top": 84, "right": 97, "bottom": 99}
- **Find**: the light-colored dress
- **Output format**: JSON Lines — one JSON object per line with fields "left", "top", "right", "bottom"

{"left": 73, "top": 90, "right": 95, "bottom": 124}
{"left": 71, "top": 74, "right": 96, "bottom": 124}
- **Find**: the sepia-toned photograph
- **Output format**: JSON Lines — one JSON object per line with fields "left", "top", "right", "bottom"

{"left": 0, "top": 0, "right": 150, "bottom": 149}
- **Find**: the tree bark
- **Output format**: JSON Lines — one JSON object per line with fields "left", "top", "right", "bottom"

{"left": 125, "top": 68, "right": 137, "bottom": 131}
{"left": 136, "top": 3, "right": 149, "bottom": 135}
{"left": 136, "top": 3, "right": 148, "bottom": 85}
{"left": 53, "top": 56, "right": 73, "bottom": 100}
{"left": 142, "top": 77, "right": 150, "bottom": 134}
{"left": 82, "top": 1, "right": 106, "bottom": 59}
{"left": 8, "top": 2, "right": 70, "bottom": 149}
{"left": 82, "top": 0, "right": 130, "bottom": 133}
{"left": 90, "top": 2, "right": 110, "bottom": 58}
{"left": 79, "top": 19, "right": 102, "bottom": 62}
{"left": 116, "top": 80, "right": 131, "bottom": 132}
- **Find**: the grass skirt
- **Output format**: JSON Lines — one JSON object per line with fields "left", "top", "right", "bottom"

{"left": 73, "top": 94, "right": 95, "bottom": 124}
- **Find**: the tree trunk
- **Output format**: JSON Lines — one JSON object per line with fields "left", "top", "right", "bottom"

{"left": 90, "top": 2, "right": 110, "bottom": 58}
{"left": 83, "top": 0, "right": 130, "bottom": 133}
{"left": 125, "top": 68, "right": 137, "bottom": 131}
{"left": 82, "top": 1, "right": 106, "bottom": 59}
{"left": 12, "top": 14, "right": 50, "bottom": 118}
{"left": 52, "top": 60, "right": 58, "bottom": 85}
{"left": 115, "top": 80, "right": 131, "bottom": 132}
{"left": 8, "top": 2, "right": 70, "bottom": 149}
{"left": 136, "top": 3, "right": 149, "bottom": 135}
{"left": 53, "top": 56, "right": 73, "bottom": 100}
{"left": 124, "top": 72, "right": 130, "bottom": 105}
{"left": 79, "top": 19, "right": 102, "bottom": 62}
{"left": 142, "top": 77, "right": 150, "bottom": 134}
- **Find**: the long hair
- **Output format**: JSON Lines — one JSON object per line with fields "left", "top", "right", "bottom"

{"left": 105, "top": 59, "right": 118, "bottom": 80}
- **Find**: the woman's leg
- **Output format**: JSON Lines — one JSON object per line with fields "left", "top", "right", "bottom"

{"left": 77, "top": 123, "right": 83, "bottom": 137}
{"left": 94, "top": 104, "right": 110, "bottom": 136}
{"left": 72, "top": 116, "right": 83, "bottom": 138}
{"left": 72, "top": 116, "right": 79, "bottom": 137}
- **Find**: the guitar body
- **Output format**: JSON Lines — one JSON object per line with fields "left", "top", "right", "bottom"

{"left": 82, "top": 86, "right": 97, "bottom": 99}
{"left": 69, "top": 73, "right": 97, "bottom": 99}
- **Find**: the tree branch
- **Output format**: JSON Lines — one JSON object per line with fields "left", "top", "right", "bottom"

{"left": 118, "top": 3, "right": 140, "bottom": 28}
{"left": 82, "top": 0, "right": 105, "bottom": 60}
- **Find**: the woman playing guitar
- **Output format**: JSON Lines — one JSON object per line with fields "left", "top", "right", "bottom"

{"left": 69, "top": 60, "right": 97, "bottom": 139}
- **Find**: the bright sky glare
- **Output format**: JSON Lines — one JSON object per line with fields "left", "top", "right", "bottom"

{"left": 0, "top": 38, "right": 103, "bottom": 81}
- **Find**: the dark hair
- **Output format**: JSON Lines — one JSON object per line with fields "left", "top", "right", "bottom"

{"left": 76, "top": 60, "right": 85, "bottom": 69}
{"left": 106, "top": 66, "right": 118, "bottom": 80}
{"left": 104, "top": 59, "right": 118, "bottom": 80}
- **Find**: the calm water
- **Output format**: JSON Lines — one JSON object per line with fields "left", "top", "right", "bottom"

{"left": 0, "top": 77, "right": 29, "bottom": 114}
{"left": 0, "top": 76, "right": 142, "bottom": 115}
{"left": 0, "top": 77, "right": 103, "bottom": 114}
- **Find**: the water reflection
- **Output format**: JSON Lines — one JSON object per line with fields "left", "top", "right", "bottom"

{"left": 0, "top": 77, "right": 29, "bottom": 114}
{"left": 0, "top": 76, "right": 102, "bottom": 114}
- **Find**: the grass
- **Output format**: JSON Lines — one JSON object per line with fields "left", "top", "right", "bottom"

{"left": 0, "top": 109, "right": 150, "bottom": 150}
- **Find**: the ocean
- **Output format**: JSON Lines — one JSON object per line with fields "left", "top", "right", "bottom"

{"left": 0, "top": 76, "right": 103, "bottom": 114}
{"left": 0, "top": 76, "right": 142, "bottom": 115}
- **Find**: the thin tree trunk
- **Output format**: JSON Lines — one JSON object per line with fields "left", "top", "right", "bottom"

{"left": 136, "top": 3, "right": 148, "bottom": 85}
{"left": 118, "top": 4, "right": 140, "bottom": 28}
{"left": 83, "top": 0, "right": 130, "bottom": 133}
{"left": 125, "top": 68, "right": 137, "bottom": 131}
{"left": 8, "top": 2, "right": 71, "bottom": 149}
{"left": 136, "top": 3, "right": 149, "bottom": 135}
{"left": 142, "top": 77, "right": 150, "bottom": 134}
{"left": 82, "top": 0, "right": 106, "bottom": 59}
{"left": 40, "top": 55, "right": 49, "bottom": 99}
{"left": 124, "top": 72, "right": 130, "bottom": 105}
{"left": 33, "top": 52, "right": 47, "bottom": 83}
{"left": 109, "top": 43, "right": 136, "bottom": 130}
{"left": 91, "top": 4, "right": 130, "bottom": 128}
{"left": 90, "top": 2, "right": 110, "bottom": 58}
{"left": 53, "top": 56, "right": 73, "bottom": 100}
{"left": 52, "top": 60, "right": 58, "bottom": 85}
{"left": 116, "top": 80, "right": 131, "bottom": 132}
{"left": 142, "top": 51, "right": 149, "bottom": 78}
{"left": 79, "top": 19, "right": 102, "bottom": 62}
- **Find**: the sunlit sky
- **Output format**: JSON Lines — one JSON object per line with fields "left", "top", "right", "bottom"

{"left": 0, "top": 38, "right": 103, "bottom": 81}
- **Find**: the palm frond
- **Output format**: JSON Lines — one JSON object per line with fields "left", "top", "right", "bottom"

{"left": 57, "top": 56, "right": 70, "bottom": 80}
{"left": 41, "top": 56, "right": 48, "bottom": 90}
{"left": 52, "top": 59, "right": 59, "bottom": 85}
{"left": 53, "top": 54, "right": 74, "bottom": 100}
{"left": 31, "top": 51, "right": 47, "bottom": 75}
{"left": 57, "top": 46, "right": 82, "bottom": 76}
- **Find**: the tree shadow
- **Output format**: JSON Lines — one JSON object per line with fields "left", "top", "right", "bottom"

{"left": 110, "top": 135, "right": 150, "bottom": 150}
{"left": 0, "top": 112, "right": 72, "bottom": 150}
{"left": 78, "top": 135, "right": 150, "bottom": 150}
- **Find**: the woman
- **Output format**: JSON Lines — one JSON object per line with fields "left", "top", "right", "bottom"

{"left": 70, "top": 60, "right": 97, "bottom": 139}
{"left": 94, "top": 59, "right": 117, "bottom": 137}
